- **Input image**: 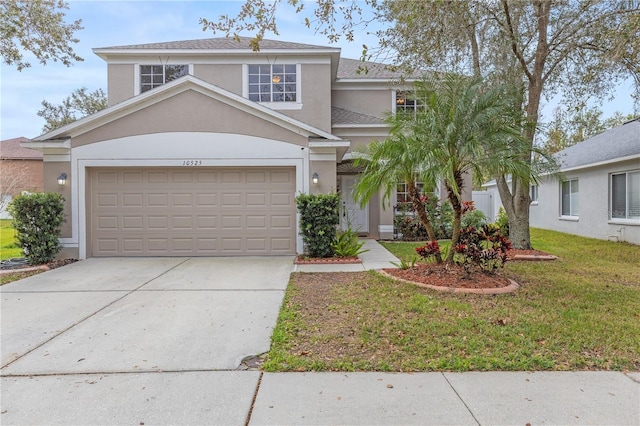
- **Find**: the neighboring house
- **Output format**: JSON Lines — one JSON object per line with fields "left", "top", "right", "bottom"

{"left": 0, "top": 137, "right": 44, "bottom": 219}
{"left": 482, "top": 118, "right": 640, "bottom": 245}
{"left": 22, "top": 37, "right": 471, "bottom": 259}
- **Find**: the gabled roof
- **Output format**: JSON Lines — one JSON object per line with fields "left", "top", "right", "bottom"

{"left": 30, "top": 75, "right": 342, "bottom": 142}
{"left": 96, "top": 37, "right": 334, "bottom": 51}
{"left": 331, "top": 107, "right": 385, "bottom": 125}
{"left": 0, "top": 137, "right": 42, "bottom": 160}
{"left": 555, "top": 118, "right": 640, "bottom": 170}
{"left": 337, "top": 58, "right": 411, "bottom": 80}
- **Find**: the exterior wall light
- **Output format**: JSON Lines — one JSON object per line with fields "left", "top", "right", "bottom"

{"left": 312, "top": 172, "right": 319, "bottom": 185}
{"left": 57, "top": 173, "right": 67, "bottom": 186}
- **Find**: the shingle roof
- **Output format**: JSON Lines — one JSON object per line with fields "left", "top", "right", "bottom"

{"left": 555, "top": 118, "right": 640, "bottom": 170}
{"left": 0, "top": 137, "right": 42, "bottom": 160}
{"left": 96, "top": 37, "right": 334, "bottom": 51}
{"left": 337, "top": 58, "right": 410, "bottom": 80}
{"left": 331, "top": 107, "right": 385, "bottom": 125}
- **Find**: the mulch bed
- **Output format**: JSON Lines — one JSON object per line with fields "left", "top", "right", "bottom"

{"left": 0, "top": 258, "right": 78, "bottom": 274}
{"left": 383, "top": 263, "right": 511, "bottom": 290}
{"left": 295, "top": 255, "right": 362, "bottom": 264}
{"left": 506, "top": 248, "right": 557, "bottom": 261}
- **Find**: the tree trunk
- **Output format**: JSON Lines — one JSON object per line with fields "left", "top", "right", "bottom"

{"left": 497, "top": 0, "right": 550, "bottom": 250}
{"left": 445, "top": 173, "right": 464, "bottom": 263}
{"left": 408, "top": 182, "right": 443, "bottom": 263}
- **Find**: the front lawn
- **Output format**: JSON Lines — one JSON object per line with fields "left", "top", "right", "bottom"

{"left": 265, "top": 228, "right": 640, "bottom": 372}
{"left": 0, "top": 219, "right": 22, "bottom": 260}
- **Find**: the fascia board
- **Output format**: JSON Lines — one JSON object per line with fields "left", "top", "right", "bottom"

{"left": 558, "top": 154, "right": 640, "bottom": 173}
{"left": 102, "top": 55, "right": 333, "bottom": 65}
{"left": 93, "top": 47, "right": 341, "bottom": 61}
{"left": 332, "top": 123, "right": 388, "bottom": 128}
{"left": 309, "top": 140, "right": 351, "bottom": 149}
{"left": 21, "top": 139, "right": 71, "bottom": 151}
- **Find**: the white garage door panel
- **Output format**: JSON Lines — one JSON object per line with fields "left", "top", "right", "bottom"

{"left": 89, "top": 167, "right": 296, "bottom": 256}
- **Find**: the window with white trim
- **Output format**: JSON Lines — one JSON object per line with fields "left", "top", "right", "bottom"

{"left": 140, "top": 65, "right": 188, "bottom": 93}
{"left": 248, "top": 64, "right": 297, "bottom": 102}
{"left": 530, "top": 184, "right": 539, "bottom": 203}
{"left": 611, "top": 170, "right": 640, "bottom": 220}
{"left": 396, "top": 182, "right": 425, "bottom": 203}
{"left": 395, "top": 91, "right": 421, "bottom": 115}
{"left": 561, "top": 179, "right": 579, "bottom": 217}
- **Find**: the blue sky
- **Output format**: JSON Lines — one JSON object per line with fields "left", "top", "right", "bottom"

{"left": 1, "top": 0, "right": 637, "bottom": 140}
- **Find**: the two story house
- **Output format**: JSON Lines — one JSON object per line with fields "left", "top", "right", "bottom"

{"left": 24, "top": 37, "right": 469, "bottom": 259}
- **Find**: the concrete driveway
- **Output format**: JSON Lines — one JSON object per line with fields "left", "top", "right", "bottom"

{"left": 1, "top": 256, "right": 292, "bottom": 424}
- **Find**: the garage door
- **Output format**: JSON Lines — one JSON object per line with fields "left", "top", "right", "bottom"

{"left": 88, "top": 167, "right": 296, "bottom": 256}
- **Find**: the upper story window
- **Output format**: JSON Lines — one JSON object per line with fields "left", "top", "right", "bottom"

{"left": 395, "top": 91, "right": 421, "bottom": 115}
{"left": 561, "top": 179, "right": 579, "bottom": 217}
{"left": 140, "top": 65, "right": 189, "bottom": 93}
{"left": 248, "top": 64, "right": 297, "bottom": 102}
{"left": 611, "top": 170, "right": 640, "bottom": 220}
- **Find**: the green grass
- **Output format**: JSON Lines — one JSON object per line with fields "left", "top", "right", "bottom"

{"left": 265, "top": 228, "right": 640, "bottom": 372}
{"left": 0, "top": 219, "right": 22, "bottom": 260}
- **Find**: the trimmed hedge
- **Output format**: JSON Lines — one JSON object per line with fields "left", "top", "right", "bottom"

{"left": 8, "top": 192, "right": 65, "bottom": 265}
{"left": 296, "top": 193, "right": 340, "bottom": 258}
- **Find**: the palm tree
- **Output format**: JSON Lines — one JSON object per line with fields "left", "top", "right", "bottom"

{"left": 354, "top": 74, "right": 533, "bottom": 263}
{"left": 352, "top": 130, "right": 443, "bottom": 263}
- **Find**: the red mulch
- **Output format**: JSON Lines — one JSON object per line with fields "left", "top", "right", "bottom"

{"left": 506, "top": 248, "right": 553, "bottom": 260}
{"left": 384, "top": 263, "right": 510, "bottom": 289}
{"left": 295, "top": 255, "right": 361, "bottom": 264}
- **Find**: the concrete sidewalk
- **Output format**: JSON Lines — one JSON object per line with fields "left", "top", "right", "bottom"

{"left": 3, "top": 371, "right": 638, "bottom": 424}
{"left": 293, "top": 239, "right": 400, "bottom": 272}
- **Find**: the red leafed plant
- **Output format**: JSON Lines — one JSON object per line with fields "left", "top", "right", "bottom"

{"left": 415, "top": 240, "right": 441, "bottom": 261}
{"left": 454, "top": 224, "right": 512, "bottom": 275}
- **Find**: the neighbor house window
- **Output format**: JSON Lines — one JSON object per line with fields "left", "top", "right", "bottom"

{"left": 530, "top": 184, "right": 539, "bottom": 203}
{"left": 248, "top": 64, "right": 297, "bottom": 102}
{"left": 561, "top": 179, "right": 579, "bottom": 217}
{"left": 140, "top": 65, "right": 189, "bottom": 93}
{"left": 611, "top": 170, "right": 640, "bottom": 220}
{"left": 395, "top": 91, "right": 421, "bottom": 115}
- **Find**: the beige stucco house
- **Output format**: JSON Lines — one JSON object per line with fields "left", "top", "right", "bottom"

{"left": 23, "top": 37, "right": 469, "bottom": 259}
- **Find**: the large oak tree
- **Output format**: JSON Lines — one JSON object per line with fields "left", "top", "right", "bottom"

{"left": 204, "top": 0, "right": 640, "bottom": 248}
{"left": 1, "top": 0, "right": 82, "bottom": 70}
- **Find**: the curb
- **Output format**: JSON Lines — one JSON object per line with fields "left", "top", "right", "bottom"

{"left": 377, "top": 269, "right": 520, "bottom": 295}
{"left": 513, "top": 254, "right": 558, "bottom": 261}
{"left": 0, "top": 265, "right": 50, "bottom": 276}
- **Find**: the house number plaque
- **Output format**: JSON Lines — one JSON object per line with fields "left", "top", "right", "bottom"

{"left": 182, "top": 160, "right": 203, "bottom": 166}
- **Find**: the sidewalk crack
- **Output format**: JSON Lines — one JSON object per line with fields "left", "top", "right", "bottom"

{"left": 245, "top": 371, "right": 263, "bottom": 426}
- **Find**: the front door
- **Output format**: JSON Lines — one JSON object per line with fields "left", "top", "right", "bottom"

{"left": 340, "top": 175, "right": 369, "bottom": 233}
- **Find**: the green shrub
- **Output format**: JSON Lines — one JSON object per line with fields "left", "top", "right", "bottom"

{"left": 394, "top": 198, "right": 453, "bottom": 241}
{"left": 461, "top": 209, "right": 487, "bottom": 229}
{"left": 332, "top": 227, "right": 368, "bottom": 257}
{"left": 8, "top": 192, "right": 65, "bottom": 265}
{"left": 494, "top": 207, "right": 509, "bottom": 236}
{"left": 296, "top": 193, "right": 340, "bottom": 258}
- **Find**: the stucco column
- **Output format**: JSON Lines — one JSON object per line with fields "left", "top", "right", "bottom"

{"left": 378, "top": 187, "right": 394, "bottom": 240}
{"left": 308, "top": 146, "right": 338, "bottom": 195}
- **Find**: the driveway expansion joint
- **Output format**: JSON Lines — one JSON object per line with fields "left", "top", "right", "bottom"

{"left": 1, "top": 368, "right": 257, "bottom": 378}
{"left": 0, "top": 258, "right": 191, "bottom": 370}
